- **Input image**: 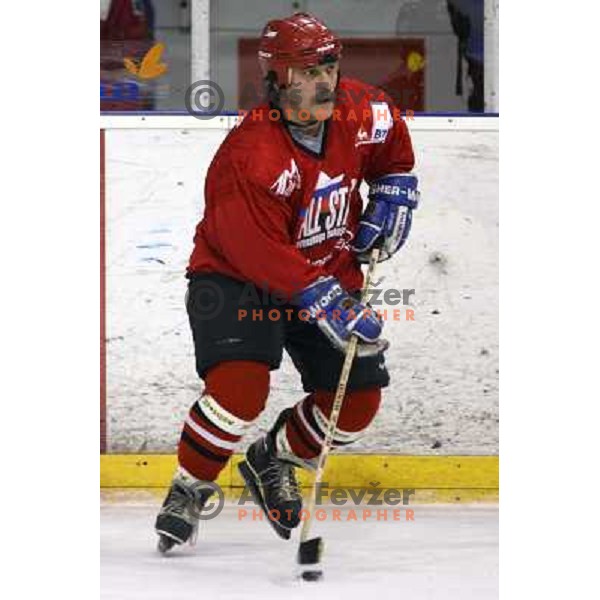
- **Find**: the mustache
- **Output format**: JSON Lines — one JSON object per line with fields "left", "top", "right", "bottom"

{"left": 315, "top": 88, "right": 335, "bottom": 104}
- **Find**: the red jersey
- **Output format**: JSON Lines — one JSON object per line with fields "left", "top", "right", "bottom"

{"left": 187, "top": 78, "right": 415, "bottom": 298}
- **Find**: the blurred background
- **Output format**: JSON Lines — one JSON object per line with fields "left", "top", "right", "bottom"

{"left": 101, "top": 0, "right": 498, "bottom": 114}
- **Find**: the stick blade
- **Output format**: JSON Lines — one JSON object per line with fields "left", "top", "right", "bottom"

{"left": 297, "top": 536, "right": 324, "bottom": 565}
{"left": 297, "top": 537, "right": 324, "bottom": 582}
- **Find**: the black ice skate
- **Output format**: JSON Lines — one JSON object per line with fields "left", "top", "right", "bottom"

{"left": 238, "top": 409, "right": 308, "bottom": 540}
{"left": 154, "top": 470, "right": 215, "bottom": 553}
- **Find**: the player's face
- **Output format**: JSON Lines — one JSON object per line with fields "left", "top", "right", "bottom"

{"left": 287, "top": 61, "right": 339, "bottom": 123}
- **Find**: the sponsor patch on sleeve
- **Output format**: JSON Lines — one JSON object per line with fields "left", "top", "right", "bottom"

{"left": 369, "top": 101, "right": 393, "bottom": 143}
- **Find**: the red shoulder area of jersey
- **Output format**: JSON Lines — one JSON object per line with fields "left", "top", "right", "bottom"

{"left": 335, "top": 77, "right": 400, "bottom": 147}
{"left": 218, "top": 104, "right": 293, "bottom": 191}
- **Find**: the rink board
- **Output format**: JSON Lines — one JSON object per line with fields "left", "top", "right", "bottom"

{"left": 100, "top": 454, "right": 498, "bottom": 502}
{"left": 101, "top": 117, "right": 499, "bottom": 457}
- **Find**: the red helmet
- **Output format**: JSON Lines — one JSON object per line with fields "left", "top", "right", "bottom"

{"left": 258, "top": 13, "right": 342, "bottom": 87}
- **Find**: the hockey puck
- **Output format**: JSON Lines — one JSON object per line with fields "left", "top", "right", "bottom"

{"left": 300, "top": 569, "right": 323, "bottom": 582}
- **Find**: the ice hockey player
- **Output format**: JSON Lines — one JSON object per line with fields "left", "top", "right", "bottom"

{"left": 155, "top": 12, "right": 419, "bottom": 552}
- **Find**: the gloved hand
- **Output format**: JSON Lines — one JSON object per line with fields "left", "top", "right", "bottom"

{"left": 297, "top": 276, "right": 389, "bottom": 357}
{"left": 352, "top": 173, "right": 420, "bottom": 263}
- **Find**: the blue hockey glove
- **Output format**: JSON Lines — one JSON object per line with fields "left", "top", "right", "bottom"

{"left": 297, "top": 276, "right": 389, "bottom": 357}
{"left": 352, "top": 173, "right": 420, "bottom": 263}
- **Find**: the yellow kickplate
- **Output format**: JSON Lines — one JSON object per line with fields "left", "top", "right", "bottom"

{"left": 101, "top": 454, "right": 498, "bottom": 499}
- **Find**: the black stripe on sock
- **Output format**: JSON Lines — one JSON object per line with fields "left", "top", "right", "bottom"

{"left": 181, "top": 430, "right": 230, "bottom": 464}
{"left": 302, "top": 400, "right": 354, "bottom": 447}
{"left": 288, "top": 410, "right": 322, "bottom": 456}
{"left": 301, "top": 398, "right": 325, "bottom": 438}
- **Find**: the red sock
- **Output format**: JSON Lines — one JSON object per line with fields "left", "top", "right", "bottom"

{"left": 278, "top": 388, "right": 382, "bottom": 460}
{"left": 178, "top": 360, "right": 270, "bottom": 480}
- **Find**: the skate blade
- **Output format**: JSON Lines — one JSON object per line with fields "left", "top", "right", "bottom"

{"left": 157, "top": 533, "right": 178, "bottom": 554}
{"left": 238, "top": 461, "right": 292, "bottom": 540}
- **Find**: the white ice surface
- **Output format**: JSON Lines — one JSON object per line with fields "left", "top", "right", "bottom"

{"left": 101, "top": 499, "right": 498, "bottom": 600}
{"left": 105, "top": 127, "right": 498, "bottom": 454}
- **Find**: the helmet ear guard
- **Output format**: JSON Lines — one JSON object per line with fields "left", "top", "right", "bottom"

{"left": 264, "top": 70, "right": 282, "bottom": 105}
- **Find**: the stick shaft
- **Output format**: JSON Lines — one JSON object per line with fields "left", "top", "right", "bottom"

{"left": 299, "top": 246, "right": 381, "bottom": 543}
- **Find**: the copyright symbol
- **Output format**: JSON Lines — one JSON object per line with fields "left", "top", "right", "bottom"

{"left": 185, "top": 80, "right": 225, "bottom": 120}
{"left": 188, "top": 280, "right": 224, "bottom": 321}
{"left": 191, "top": 481, "right": 225, "bottom": 521}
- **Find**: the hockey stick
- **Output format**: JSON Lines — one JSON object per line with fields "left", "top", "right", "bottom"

{"left": 297, "top": 244, "right": 382, "bottom": 581}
